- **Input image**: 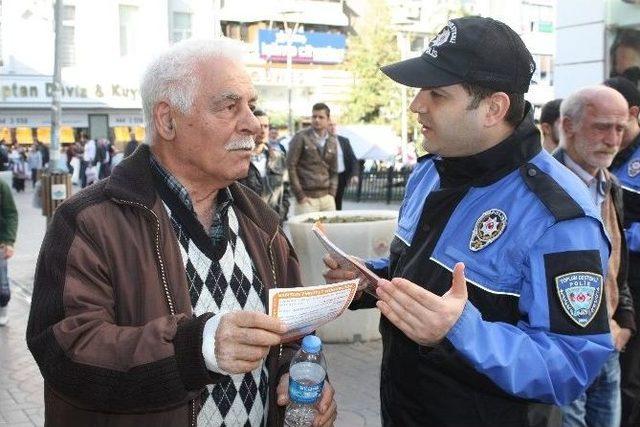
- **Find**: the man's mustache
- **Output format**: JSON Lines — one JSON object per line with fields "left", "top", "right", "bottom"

{"left": 225, "top": 135, "right": 255, "bottom": 151}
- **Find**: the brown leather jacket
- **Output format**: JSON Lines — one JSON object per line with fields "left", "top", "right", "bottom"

{"left": 26, "top": 145, "right": 302, "bottom": 426}
{"left": 287, "top": 127, "right": 338, "bottom": 201}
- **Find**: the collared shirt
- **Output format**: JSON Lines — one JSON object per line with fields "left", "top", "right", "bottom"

{"left": 149, "top": 154, "right": 233, "bottom": 246}
{"left": 335, "top": 137, "right": 345, "bottom": 173}
{"left": 251, "top": 146, "right": 268, "bottom": 178}
{"left": 313, "top": 130, "right": 328, "bottom": 148}
{"left": 563, "top": 154, "right": 607, "bottom": 207}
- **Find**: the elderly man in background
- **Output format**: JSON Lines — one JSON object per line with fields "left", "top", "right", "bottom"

{"left": 552, "top": 85, "right": 635, "bottom": 427}
{"left": 27, "top": 38, "right": 336, "bottom": 427}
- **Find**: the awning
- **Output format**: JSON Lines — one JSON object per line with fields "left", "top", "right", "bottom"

{"left": 135, "top": 126, "right": 145, "bottom": 141}
{"left": 36, "top": 127, "right": 76, "bottom": 144}
{"left": 0, "top": 128, "right": 10, "bottom": 142}
{"left": 113, "top": 126, "right": 131, "bottom": 142}
{"left": 16, "top": 127, "right": 33, "bottom": 144}
{"left": 337, "top": 125, "right": 400, "bottom": 161}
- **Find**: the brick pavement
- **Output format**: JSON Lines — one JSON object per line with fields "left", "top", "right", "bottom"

{"left": 0, "top": 185, "right": 393, "bottom": 426}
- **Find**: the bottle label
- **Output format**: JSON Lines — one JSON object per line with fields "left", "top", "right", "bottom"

{"left": 289, "top": 378, "right": 324, "bottom": 404}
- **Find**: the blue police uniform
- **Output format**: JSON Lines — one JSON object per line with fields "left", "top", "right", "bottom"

{"left": 610, "top": 133, "right": 640, "bottom": 427}
{"left": 353, "top": 108, "right": 614, "bottom": 426}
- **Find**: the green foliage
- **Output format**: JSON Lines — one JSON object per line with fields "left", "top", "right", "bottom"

{"left": 342, "top": 0, "right": 400, "bottom": 124}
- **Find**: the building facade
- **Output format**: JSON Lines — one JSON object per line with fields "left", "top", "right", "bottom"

{"left": 554, "top": 0, "right": 640, "bottom": 97}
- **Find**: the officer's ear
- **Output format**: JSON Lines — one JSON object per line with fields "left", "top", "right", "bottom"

{"left": 155, "top": 101, "right": 176, "bottom": 141}
{"left": 484, "top": 92, "right": 510, "bottom": 127}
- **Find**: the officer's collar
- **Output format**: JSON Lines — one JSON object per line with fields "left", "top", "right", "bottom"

{"left": 434, "top": 103, "right": 541, "bottom": 188}
{"left": 610, "top": 131, "right": 640, "bottom": 171}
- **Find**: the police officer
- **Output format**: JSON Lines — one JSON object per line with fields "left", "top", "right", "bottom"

{"left": 605, "top": 76, "right": 640, "bottom": 427}
{"left": 325, "top": 17, "right": 613, "bottom": 426}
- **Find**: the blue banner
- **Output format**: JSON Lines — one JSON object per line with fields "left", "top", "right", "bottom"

{"left": 259, "top": 29, "right": 346, "bottom": 64}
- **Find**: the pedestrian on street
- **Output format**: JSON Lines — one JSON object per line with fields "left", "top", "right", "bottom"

{"left": 553, "top": 86, "right": 635, "bottom": 427}
{"left": 324, "top": 16, "right": 614, "bottom": 426}
{"left": 0, "top": 177, "right": 17, "bottom": 326}
{"left": 11, "top": 152, "right": 28, "bottom": 192}
{"left": 27, "top": 144, "right": 43, "bottom": 188}
{"left": 287, "top": 103, "right": 339, "bottom": 215}
{"left": 328, "top": 120, "right": 359, "bottom": 210}
{"left": 124, "top": 131, "right": 139, "bottom": 158}
{"left": 238, "top": 109, "right": 291, "bottom": 223}
{"left": 26, "top": 38, "right": 336, "bottom": 427}
{"left": 605, "top": 75, "right": 640, "bottom": 427}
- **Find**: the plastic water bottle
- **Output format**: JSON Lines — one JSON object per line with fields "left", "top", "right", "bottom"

{"left": 284, "top": 335, "right": 327, "bottom": 427}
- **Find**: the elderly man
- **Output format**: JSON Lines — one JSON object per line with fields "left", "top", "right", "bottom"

{"left": 324, "top": 16, "right": 613, "bottom": 426}
{"left": 552, "top": 86, "right": 635, "bottom": 427}
{"left": 26, "top": 38, "right": 336, "bottom": 426}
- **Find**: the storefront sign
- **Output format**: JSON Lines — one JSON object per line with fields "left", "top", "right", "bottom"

{"left": 0, "top": 76, "right": 141, "bottom": 108}
{"left": 259, "top": 29, "right": 346, "bottom": 64}
{"left": 0, "top": 112, "right": 88, "bottom": 128}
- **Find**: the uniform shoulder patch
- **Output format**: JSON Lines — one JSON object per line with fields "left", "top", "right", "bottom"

{"left": 544, "top": 250, "right": 609, "bottom": 335}
{"left": 628, "top": 158, "right": 640, "bottom": 178}
{"left": 469, "top": 209, "right": 507, "bottom": 251}
{"left": 555, "top": 272, "right": 603, "bottom": 327}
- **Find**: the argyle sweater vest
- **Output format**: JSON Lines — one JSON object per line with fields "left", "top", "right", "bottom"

{"left": 164, "top": 202, "right": 269, "bottom": 427}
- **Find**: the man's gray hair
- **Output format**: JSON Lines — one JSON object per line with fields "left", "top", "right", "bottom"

{"left": 140, "top": 38, "right": 246, "bottom": 144}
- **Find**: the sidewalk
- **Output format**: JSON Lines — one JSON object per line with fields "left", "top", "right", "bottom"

{"left": 1, "top": 185, "right": 396, "bottom": 426}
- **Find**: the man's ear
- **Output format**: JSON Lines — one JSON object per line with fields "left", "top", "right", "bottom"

{"left": 630, "top": 105, "right": 640, "bottom": 122}
{"left": 155, "top": 101, "right": 176, "bottom": 141}
{"left": 560, "top": 116, "right": 575, "bottom": 140}
{"left": 540, "top": 122, "right": 551, "bottom": 138}
{"left": 484, "top": 92, "right": 510, "bottom": 127}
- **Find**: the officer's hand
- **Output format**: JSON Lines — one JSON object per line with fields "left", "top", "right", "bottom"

{"left": 214, "top": 311, "right": 286, "bottom": 374}
{"left": 276, "top": 373, "right": 337, "bottom": 427}
{"left": 322, "top": 254, "right": 358, "bottom": 283}
{"left": 376, "top": 262, "right": 468, "bottom": 346}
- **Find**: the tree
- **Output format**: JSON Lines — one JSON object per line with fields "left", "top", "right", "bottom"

{"left": 342, "top": 0, "right": 400, "bottom": 124}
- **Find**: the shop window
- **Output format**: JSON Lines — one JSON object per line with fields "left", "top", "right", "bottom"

{"left": 172, "top": 12, "right": 192, "bottom": 43}
{"left": 610, "top": 29, "right": 640, "bottom": 86}
{"left": 61, "top": 5, "right": 75, "bottom": 66}
{"left": 119, "top": 5, "right": 140, "bottom": 57}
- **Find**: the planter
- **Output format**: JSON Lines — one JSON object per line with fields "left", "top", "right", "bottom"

{"left": 288, "top": 209, "right": 398, "bottom": 343}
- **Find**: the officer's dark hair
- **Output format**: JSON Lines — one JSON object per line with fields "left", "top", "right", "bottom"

{"left": 461, "top": 82, "right": 526, "bottom": 127}
{"left": 312, "top": 102, "right": 331, "bottom": 117}
{"left": 253, "top": 109, "right": 267, "bottom": 118}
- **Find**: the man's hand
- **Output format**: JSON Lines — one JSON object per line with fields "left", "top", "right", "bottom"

{"left": 610, "top": 319, "right": 633, "bottom": 351}
{"left": 323, "top": 254, "right": 367, "bottom": 299}
{"left": 0, "top": 244, "right": 14, "bottom": 260}
{"left": 277, "top": 373, "right": 337, "bottom": 427}
{"left": 214, "top": 311, "right": 286, "bottom": 374}
{"left": 348, "top": 176, "right": 359, "bottom": 186}
{"left": 299, "top": 197, "right": 311, "bottom": 205}
{"left": 376, "top": 262, "right": 468, "bottom": 346}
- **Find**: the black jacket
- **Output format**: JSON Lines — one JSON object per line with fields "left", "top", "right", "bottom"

{"left": 337, "top": 135, "right": 358, "bottom": 178}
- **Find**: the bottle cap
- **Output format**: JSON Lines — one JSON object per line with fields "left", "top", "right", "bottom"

{"left": 302, "top": 335, "right": 322, "bottom": 353}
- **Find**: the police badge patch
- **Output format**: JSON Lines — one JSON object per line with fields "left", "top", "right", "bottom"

{"left": 628, "top": 159, "right": 640, "bottom": 178}
{"left": 555, "top": 272, "right": 603, "bottom": 327}
{"left": 469, "top": 209, "right": 507, "bottom": 251}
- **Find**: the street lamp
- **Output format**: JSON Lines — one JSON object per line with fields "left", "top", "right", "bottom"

{"left": 279, "top": 7, "right": 301, "bottom": 137}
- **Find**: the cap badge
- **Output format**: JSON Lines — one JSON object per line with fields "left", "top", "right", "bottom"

{"left": 425, "top": 21, "right": 457, "bottom": 58}
{"left": 469, "top": 209, "right": 507, "bottom": 251}
{"left": 555, "top": 272, "right": 603, "bottom": 327}
{"left": 628, "top": 158, "right": 640, "bottom": 178}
